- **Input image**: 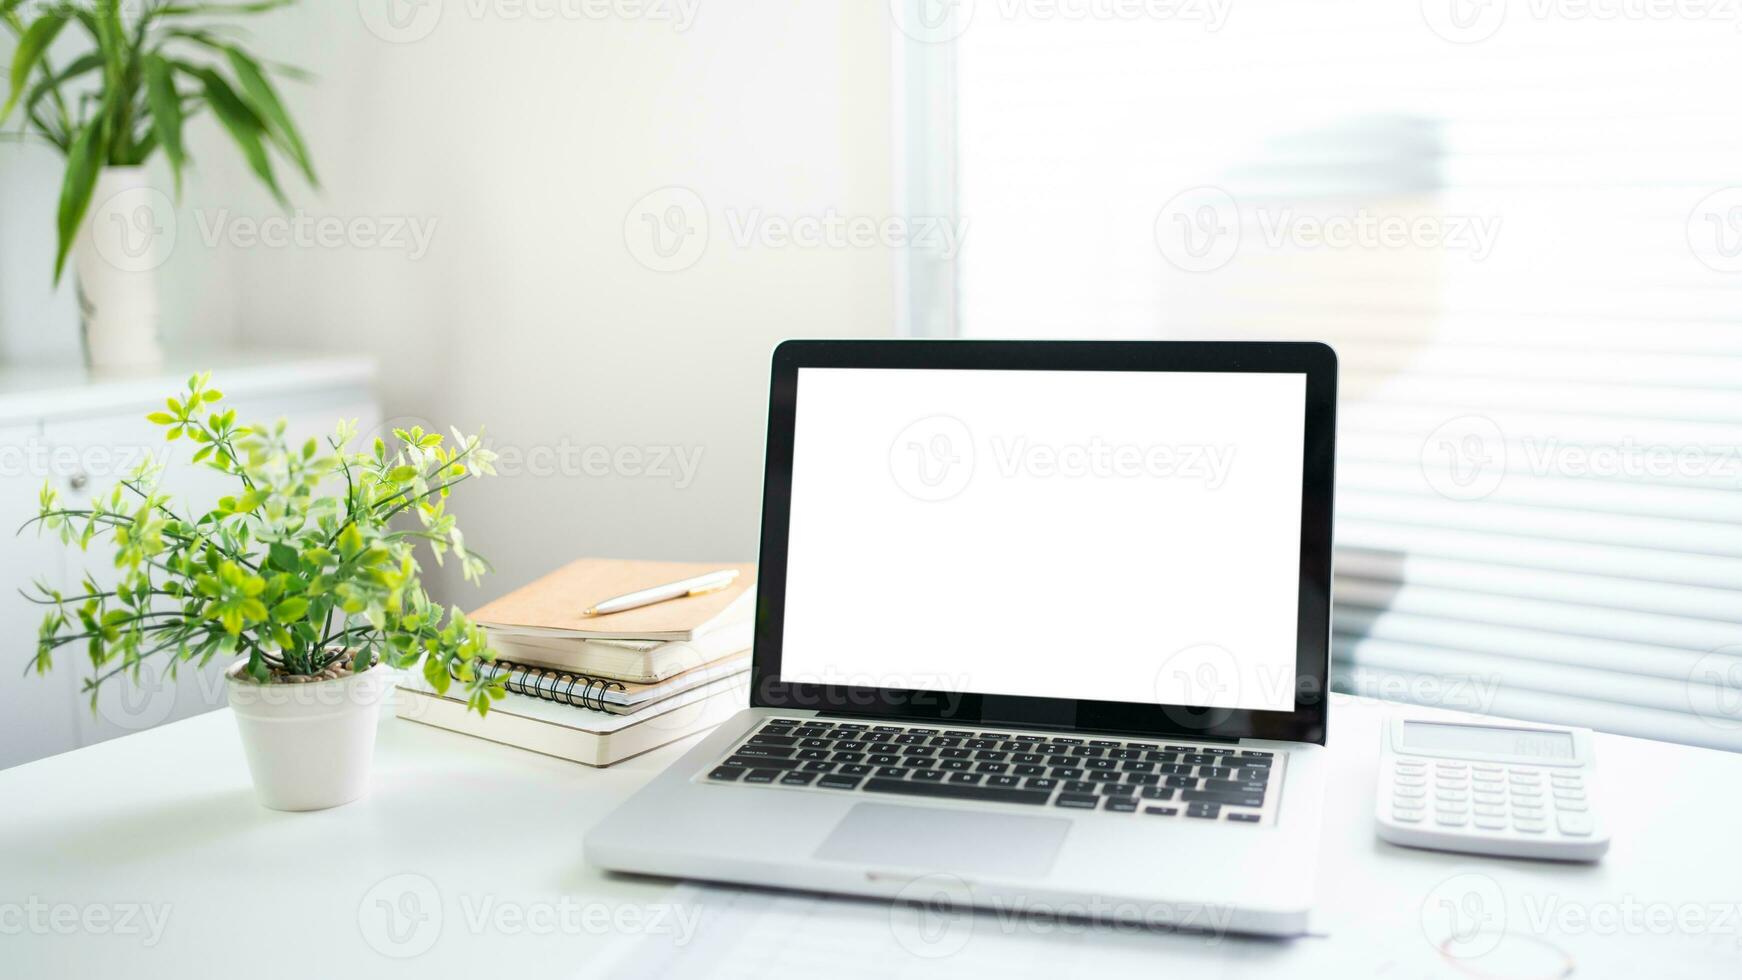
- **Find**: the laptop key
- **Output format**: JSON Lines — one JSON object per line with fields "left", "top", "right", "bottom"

{"left": 875, "top": 767, "right": 911, "bottom": 778}
{"left": 781, "top": 772, "right": 818, "bottom": 786}
{"left": 1051, "top": 768, "right": 1085, "bottom": 780}
{"left": 1140, "top": 787, "right": 1176, "bottom": 801}
{"left": 708, "top": 766, "right": 744, "bottom": 781}
{"left": 1125, "top": 773, "right": 1160, "bottom": 786}
{"left": 1181, "top": 789, "right": 1264, "bottom": 808}
{"left": 838, "top": 764, "right": 873, "bottom": 776}
{"left": 1025, "top": 777, "right": 1058, "bottom": 790}
{"left": 868, "top": 754, "right": 901, "bottom": 766}
{"left": 727, "top": 755, "right": 799, "bottom": 771}
{"left": 744, "top": 770, "right": 780, "bottom": 784}
{"left": 1165, "top": 776, "right": 1199, "bottom": 789}
{"left": 1201, "top": 779, "right": 1263, "bottom": 795}
{"left": 1087, "top": 771, "right": 1121, "bottom": 782}
{"left": 748, "top": 735, "right": 797, "bottom": 747}
{"left": 1105, "top": 798, "right": 1139, "bottom": 813}
{"left": 1227, "top": 812, "right": 1261, "bottom": 823}
{"left": 1013, "top": 764, "right": 1047, "bottom": 776}
{"left": 862, "top": 778, "right": 1049, "bottom": 805}
{"left": 1101, "top": 783, "right": 1138, "bottom": 796}
{"left": 1054, "top": 793, "right": 1100, "bottom": 810}
{"left": 1145, "top": 806, "right": 1179, "bottom": 816}
{"left": 1065, "top": 780, "right": 1097, "bottom": 793}
{"left": 986, "top": 775, "right": 1022, "bottom": 788}
{"left": 939, "top": 759, "right": 972, "bottom": 771}
{"left": 1185, "top": 803, "right": 1221, "bottom": 819}
{"left": 796, "top": 749, "right": 830, "bottom": 761}
{"left": 912, "top": 769, "right": 947, "bottom": 782}
{"left": 831, "top": 752, "right": 865, "bottom": 763}
{"left": 802, "top": 761, "right": 837, "bottom": 773}
{"left": 948, "top": 772, "right": 985, "bottom": 785}
{"left": 736, "top": 745, "right": 796, "bottom": 759}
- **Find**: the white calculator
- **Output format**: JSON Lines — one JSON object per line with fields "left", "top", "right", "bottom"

{"left": 1375, "top": 717, "right": 1609, "bottom": 862}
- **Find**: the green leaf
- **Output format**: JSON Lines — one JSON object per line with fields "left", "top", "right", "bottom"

{"left": 143, "top": 55, "right": 188, "bottom": 197}
{"left": 52, "top": 116, "right": 107, "bottom": 284}
{"left": 422, "top": 653, "right": 450, "bottom": 696}
{"left": 223, "top": 46, "right": 316, "bottom": 186}
{"left": 185, "top": 65, "right": 284, "bottom": 205}
{"left": 270, "top": 596, "right": 308, "bottom": 623}
{"left": 337, "top": 523, "right": 363, "bottom": 559}
{"left": 2, "top": 12, "right": 68, "bottom": 127}
{"left": 146, "top": 412, "right": 176, "bottom": 424}
{"left": 386, "top": 465, "right": 418, "bottom": 482}
{"left": 267, "top": 542, "right": 300, "bottom": 571}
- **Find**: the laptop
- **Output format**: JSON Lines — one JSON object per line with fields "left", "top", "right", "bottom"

{"left": 585, "top": 339, "right": 1338, "bottom": 936}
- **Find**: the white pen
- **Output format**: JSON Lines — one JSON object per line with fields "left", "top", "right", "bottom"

{"left": 581, "top": 569, "right": 741, "bottom": 617}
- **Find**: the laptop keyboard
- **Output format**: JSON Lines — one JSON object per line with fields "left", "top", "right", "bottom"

{"left": 702, "top": 717, "right": 1284, "bottom": 825}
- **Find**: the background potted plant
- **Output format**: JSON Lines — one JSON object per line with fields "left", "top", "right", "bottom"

{"left": 1, "top": 0, "right": 317, "bottom": 372}
{"left": 24, "top": 373, "right": 508, "bottom": 810}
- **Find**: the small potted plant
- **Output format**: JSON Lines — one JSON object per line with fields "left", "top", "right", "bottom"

{"left": 24, "top": 373, "right": 508, "bottom": 810}
{"left": 1, "top": 0, "right": 317, "bottom": 371}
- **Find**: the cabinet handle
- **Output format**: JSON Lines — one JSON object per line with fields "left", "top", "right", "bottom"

{"left": 68, "top": 471, "right": 89, "bottom": 491}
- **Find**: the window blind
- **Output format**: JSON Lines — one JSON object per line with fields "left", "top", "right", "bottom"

{"left": 901, "top": 0, "right": 1742, "bottom": 748}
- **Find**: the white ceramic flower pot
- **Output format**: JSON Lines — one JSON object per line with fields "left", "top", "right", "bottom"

{"left": 72, "top": 166, "right": 171, "bottom": 374}
{"left": 226, "top": 660, "right": 392, "bottom": 811}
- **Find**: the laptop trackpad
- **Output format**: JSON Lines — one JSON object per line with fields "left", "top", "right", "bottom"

{"left": 813, "top": 803, "right": 1069, "bottom": 878}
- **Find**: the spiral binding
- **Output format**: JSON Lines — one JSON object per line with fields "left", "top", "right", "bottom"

{"left": 471, "top": 658, "right": 626, "bottom": 712}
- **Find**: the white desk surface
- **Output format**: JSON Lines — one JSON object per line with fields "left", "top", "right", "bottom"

{"left": 3, "top": 693, "right": 1740, "bottom": 978}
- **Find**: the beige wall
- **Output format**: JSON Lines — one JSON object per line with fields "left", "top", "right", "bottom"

{"left": 1, "top": 0, "right": 898, "bottom": 603}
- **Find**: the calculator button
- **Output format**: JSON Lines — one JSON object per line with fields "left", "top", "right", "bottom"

{"left": 1550, "top": 773, "right": 1581, "bottom": 786}
{"left": 1393, "top": 795, "right": 1425, "bottom": 810}
{"left": 1555, "top": 799, "right": 1588, "bottom": 812}
{"left": 1471, "top": 763, "right": 1503, "bottom": 774}
{"left": 1436, "top": 801, "right": 1469, "bottom": 815}
{"left": 1509, "top": 771, "right": 1543, "bottom": 784}
{"left": 1436, "top": 761, "right": 1468, "bottom": 770}
{"left": 1437, "top": 790, "right": 1469, "bottom": 803}
{"left": 1474, "top": 815, "right": 1507, "bottom": 830}
{"left": 1553, "top": 788, "right": 1586, "bottom": 802}
{"left": 1435, "top": 810, "right": 1468, "bottom": 827}
{"left": 1396, "top": 759, "right": 1427, "bottom": 771}
{"left": 1510, "top": 786, "right": 1544, "bottom": 800}
{"left": 1557, "top": 813, "right": 1596, "bottom": 836}
{"left": 1395, "top": 774, "right": 1427, "bottom": 787}
{"left": 1513, "top": 817, "right": 1547, "bottom": 833}
{"left": 1392, "top": 808, "right": 1424, "bottom": 823}
{"left": 1395, "top": 785, "right": 1426, "bottom": 799}
{"left": 1473, "top": 789, "right": 1505, "bottom": 802}
{"left": 1474, "top": 803, "right": 1506, "bottom": 817}
{"left": 1472, "top": 772, "right": 1503, "bottom": 785}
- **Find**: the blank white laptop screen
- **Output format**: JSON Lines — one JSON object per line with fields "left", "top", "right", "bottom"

{"left": 779, "top": 367, "right": 1307, "bottom": 712}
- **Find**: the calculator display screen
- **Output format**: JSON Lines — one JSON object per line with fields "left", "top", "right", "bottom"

{"left": 1402, "top": 722, "right": 1575, "bottom": 760}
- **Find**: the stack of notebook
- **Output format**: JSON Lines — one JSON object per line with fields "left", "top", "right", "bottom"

{"left": 396, "top": 558, "right": 755, "bottom": 766}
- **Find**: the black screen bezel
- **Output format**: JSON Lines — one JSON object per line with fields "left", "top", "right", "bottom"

{"left": 748, "top": 340, "right": 1336, "bottom": 745}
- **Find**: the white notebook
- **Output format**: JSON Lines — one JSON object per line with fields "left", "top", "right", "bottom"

{"left": 394, "top": 673, "right": 747, "bottom": 767}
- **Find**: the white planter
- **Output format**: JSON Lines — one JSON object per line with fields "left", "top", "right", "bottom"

{"left": 226, "top": 659, "right": 392, "bottom": 811}
{"left": 72, "top": 166, "right": 171, "bottom": 374}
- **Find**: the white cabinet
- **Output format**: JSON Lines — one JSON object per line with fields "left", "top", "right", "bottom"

{"left": 0, "top": 353, "right": 379, "bottom": 769}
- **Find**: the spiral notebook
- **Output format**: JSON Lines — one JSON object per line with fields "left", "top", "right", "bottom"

{"left": 462, "top": 653, "right": 749, "bottom": 715}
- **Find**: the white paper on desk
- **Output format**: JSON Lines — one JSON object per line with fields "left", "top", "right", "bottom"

{"left": 588, "top": 882, "right": 1321, "bottom": 980}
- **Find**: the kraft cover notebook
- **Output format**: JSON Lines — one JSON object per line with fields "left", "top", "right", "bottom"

{"left": 470, "top": 558, "right": 757, "bottom": 642}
